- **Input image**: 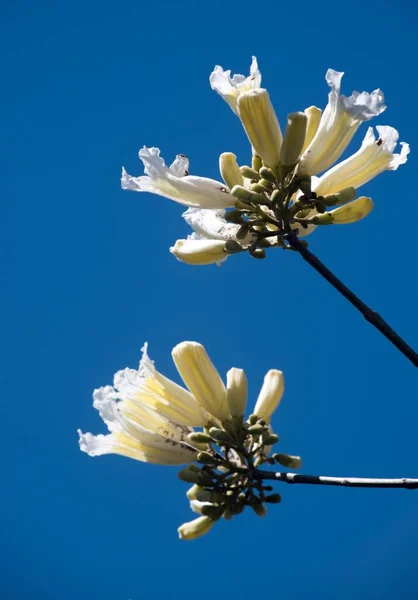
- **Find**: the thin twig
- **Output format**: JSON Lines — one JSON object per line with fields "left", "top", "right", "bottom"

{"left": 256, "top": 470, "right": 418, "bottom": 489}
{"left": 286, "top": 232, "right": 418, "bottom": 368}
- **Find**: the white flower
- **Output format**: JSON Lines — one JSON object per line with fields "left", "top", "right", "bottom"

{"left": 226, "top": 367, "right": 248, "bottom": 418}
{"left": 78, "top": 384, "right": 198, "bottom": 466}
{"left": 172, "top": 341, "right": 230, "bottom": 423}
{"left": 170, "top": 208, "right": 255, "bottom": 266}
{"left": 237, "top": 89, "right": 283, "bottom": 168}
{"left": 253, "top": 369, "right": 285, "bottom": 422}
{"left": 178, "top": 515, "right": 215, "bottom": 540}
{"left": 299, "top": 69, "right": 386, "bottom": 176}
{"left": 79, "top": 341, "right": 234, "bottom": 465}
{"left": 314, "top": 126, "right": 410, "bottom": 197}
{"left": 210, "top": 56, "right": 262, "bottom": 114}
{"left": 122, "top": 147, "right": 235, "bottom": 209}
{"left": 170, "top": 238, "right": 228, "bottom": 266}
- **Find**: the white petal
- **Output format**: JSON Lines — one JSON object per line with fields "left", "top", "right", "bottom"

{"left": 209, "top": 56, "right": 262, "bottom": 114}
{"left": 122, "top": 146, "right": 234, "bottom": 209}
{"left": 172, "top": 341, "right": 230, "bottom": 422}
{"left": 183, "top": 208, "right": 254, "bottom": 245}
{"left": 253, "top": 370, "right": 285, "bottom": 422}
{"left": 299, "top": 70, "right": 386, "bottom": 176}
{"left": 315, "top": 125, "right": 409, "bottom": 196}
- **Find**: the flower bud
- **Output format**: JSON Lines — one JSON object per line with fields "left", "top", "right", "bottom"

{"left": 322, "top": 186, "right": 357, "bottom": 207}
{"left": 273, "top": 453, "right": 302, "bottom": 469}
{"left": 252, "top": 154, "right": 263, "bottom": 171}
{"left": 240, "top": 165, "right": 260, "bottom": 180}
{"left": 263, "top": 433, "right": 279, "bottom": 445}
{"left": 253, "top": 369, "right": 285, "bottom": 422}
{"left": 231, "top": 185, "right": 268, "bottom": 205}
{"left": 209, "top": 427, "right": 235, "bottom": 445}
{"left": 224, "top": 240, "right": 244, "bottom": 254}
{"left": 248, "top": 424, "right": 265, "bottom": 435}
{"left": 188, "top": 432, "right": 213, "bottom": 444}
{"left": 178, "top": 515, "right": 215, "bottom": 540}
{"left": 280, "top": 112, "right": 308, "bottom": 167}
{"left": 219, "top": 152, "right": 244, "bottom": 189}
{"left": 328, "top": 197, "right": 374, "bottom": 224}
{"left": 250, "top": 182, "right": 270, "bottom": 194}
{"left": 264, "top": 493, "right": 282, "bottom": 504}
{"left": 237, "top": 89, "right": 283, "bottom": 168}
{"left": 197, "top": 451, "right": 218, "bottom": 465}
{"left": 252, "top": 501, "right": 267, "bottom": 517}
{"left": 200, "top": 504, "right": 224, "bottom": 520}
{"left": 226, "top": 367, "right": 248, "bottom": 417}
{"left": 311, "top": 213, "right": 334, "bottom": 225}
{"left": 196, "top": 489, "right": 225, "bottom": 503}
{"left": 178, "top": 466, "right": 202, "bottom": 484}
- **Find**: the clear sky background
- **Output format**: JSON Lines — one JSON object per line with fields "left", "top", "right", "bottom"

{"left": 2, "top": 1, "right": 418, "bottom": 598}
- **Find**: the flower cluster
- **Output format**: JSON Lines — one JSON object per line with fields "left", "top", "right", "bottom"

{"left": 79, "top": 342, "right": 297, "bottom": 540}
{"left": 122, "top": 57, "right": 409, "bottom": 265}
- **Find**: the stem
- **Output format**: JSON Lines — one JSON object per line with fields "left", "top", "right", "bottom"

{"left": 286, "top": 232, "right": 418, "bottom": 368}
{"left": 256, "top": 470, "right": 418, "bottom": 489}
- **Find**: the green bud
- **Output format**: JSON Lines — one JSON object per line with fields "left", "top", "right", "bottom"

{"left": 224, "top": 209, "right": 246, "bottom": 223}
{"left": 280, "top": 112, "right": 308, "bottom": 167}
{"left": 224, "top": 240, "right": 243, "bottom": 254}
{"left": 311, "top": 213, "right": 333, "bottom": 225}
{"left": 270, "top": 189, "right": 281, "bottom": 204}
{"left": 201, "top": 504, "right": 224, "bottom": 520}
{"left": 322, "top": 186, "right": 357, "bottom": 207}
{"left": 196, "top": 489, "right": 225, "bottom": 503}
{"left": 240, "top": 166, "right": 260, "bottom": 180}
{"left": 259, "top": 167, "right": 276, "bottom": 183}
{"left": 252, "top": 501, "right": 267, "bottom": 517}
{"left": 209, "top": 427, "right": 236, "bottom": 445}
{"left": 197, "top": 451, "right": 218, "bottom": 465}
{"left": 314, "top": 200, "right": 326, "bottom": 214}
{"left": 263, "top": 433, "right": 279, "bottom": 445}
{"left": 219, "top": 152, "right": 244, "bottom": 189}
{"left": 250, "top": 249, "right": 266, "bottom": 259}
{"left": 273, "top": 453, "right": 302, "bottom": 469}
{"left": 197, "top": 471, "right": 214, "bottom": 487}
{"left": 236, "top": 224, "right": 250, "bottom": 240}
{"left": 259, "top": 178, "right": 274, "bottom": 189}
{"left": 188, "top": 432, "right": 213, "bottom": 444}
{"left": 252, "top": 154, "right": 263, "bottom": 171}
{"left": 249, "top": 414, "right": 258, "bottom": 425}
{"left": 250, "top": 182, "right": 271, "bottom": 195}
{"left": 248, "top": 424, "right": 265, "bottom": 435}
{"left": 294, "top": 176, "right": 312, "bottom": 195}
{"left": 178, "top": 466, "right": 202, "bottom": 484}
{"left": 264, "top": 493, "right": 282, "bottom": 504}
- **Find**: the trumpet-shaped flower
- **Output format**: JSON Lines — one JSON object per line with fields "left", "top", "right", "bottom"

{"left": 170, "top": 208, "right": 255, "bottom": 266}
{"left": 172, "top": 341, "right": 230, "bottom": 423}
{"left": 178, "top": 516, "right": 215, "bottom": 540}
{"left": 314, "top": 126, "right": 410, "bottom": 197}
{"left": 78, "top": 384, "right": 198, "bottom": 466}
{"left": 170, "top": 238, "right": 227, "bottom": 266}
{"left": 253, "top": 369, "right": 285, "bottom": 422}
{"left": 299, "top": 69, "right": 386, "bottom": 176}
{"left": 122, "top": 147, "right": 234, "bottom": 209}
{"left": 210, "top": 56, "right": 261, "bottom": 115}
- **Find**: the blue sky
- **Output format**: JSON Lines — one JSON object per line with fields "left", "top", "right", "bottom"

{"left": 2, "top": 1, "right": 418, "bottom": 598}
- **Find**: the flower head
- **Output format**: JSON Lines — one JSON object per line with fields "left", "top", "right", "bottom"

{"left": 122, "top": 147, "right": 235, "bottom": 209}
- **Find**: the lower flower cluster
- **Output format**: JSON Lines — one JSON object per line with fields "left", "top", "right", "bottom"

{"left": 78, "top": 341, "right": 299, "bottom": 539}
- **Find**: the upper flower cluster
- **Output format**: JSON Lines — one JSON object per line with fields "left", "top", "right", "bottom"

{"left": 121, "top": 57, "right": 409, "bottom": 266}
